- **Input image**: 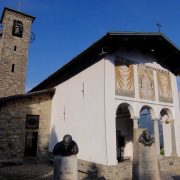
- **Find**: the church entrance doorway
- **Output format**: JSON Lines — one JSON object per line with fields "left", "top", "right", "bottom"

{"left": 24, "top": 132, "right": 38, "bottom": 157}
{"left": 24, "top": 115, "right": 39, "bottom": 157}
{"left": 116, "top": 103, "right": 133, "bottom": 162}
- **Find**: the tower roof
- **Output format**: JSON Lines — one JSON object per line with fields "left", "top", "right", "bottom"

{"left": 0, "top": 7, "right": 35, "bottom": 23}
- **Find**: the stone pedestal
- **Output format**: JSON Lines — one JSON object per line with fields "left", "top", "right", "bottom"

{"left": 54, "top": 155, "right": 78, "bottom": 180}
{"left": 132, "top": 129, "right": 160, "bottom": 180}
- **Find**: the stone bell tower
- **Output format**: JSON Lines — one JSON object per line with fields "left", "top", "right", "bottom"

{"left": 0, "top": 7, "right": 35, "bottom": 97}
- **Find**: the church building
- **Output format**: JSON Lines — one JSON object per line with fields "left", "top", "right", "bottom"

{"left": 31, "top": 31, "right": 180, "bottom": 165}
{"left": 0, "top": 7, "right": 180, "bottom": 174}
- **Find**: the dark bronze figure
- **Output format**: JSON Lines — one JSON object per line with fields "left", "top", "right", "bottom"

{"left": 139, "top": 130, "right": 154, "bottom": 146}
{"left": 53, "top": 134, "right": 79, "bottom": 156}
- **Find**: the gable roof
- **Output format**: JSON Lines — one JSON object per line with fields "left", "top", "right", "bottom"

{"left": 30, "top": 32, "right": 180, "bottom": 92}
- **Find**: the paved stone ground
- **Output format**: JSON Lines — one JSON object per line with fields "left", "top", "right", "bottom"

{"left": 160, "top": 169, "right": 180, "bottom": 180}
{"left": 0, "top": 161, "right": 53, "bottom": 180}
{"left": 0, "top": 161, "right": 180, "bottom": 180}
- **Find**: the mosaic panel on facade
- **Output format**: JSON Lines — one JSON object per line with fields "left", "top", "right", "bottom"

{"left": 115, "top": 60, "right": 135, "bottom": 97}
{"left": 138, "top": 66, "right": 155, "bottom": 101}
{"left": 157, "top": 71, "right": 173, "bottom": 103}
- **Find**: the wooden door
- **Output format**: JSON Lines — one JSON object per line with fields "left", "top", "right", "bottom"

{"left": 24, "top": 132, "right": 38, "bottom": 157}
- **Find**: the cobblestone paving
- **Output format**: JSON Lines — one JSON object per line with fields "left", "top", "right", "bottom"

{"left": 0, "top": 161, "right": 180, "bottom": 180}
{"left": 0, "top": 161, "right": 53, "bottom": 180}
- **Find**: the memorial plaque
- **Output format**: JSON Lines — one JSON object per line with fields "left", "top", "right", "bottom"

{"left": 132, "top": 129, "right": 160, "bottom": 180}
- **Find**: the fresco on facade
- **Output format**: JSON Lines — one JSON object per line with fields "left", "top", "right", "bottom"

{"left": 157, "top": 71, "right": 173, "bottom": 103}
{"left": 115, "top": 60, "right": 135, "bottom": 97}
{"left": 138, "top": 66, "right": 155, "bottom": 101}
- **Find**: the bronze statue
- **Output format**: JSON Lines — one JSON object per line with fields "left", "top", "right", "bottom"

{"left": 139, "top": 130, "right": 154, "bottom": 146}
{"left": 53, "top": 134, "right": 79, "bottom": 156}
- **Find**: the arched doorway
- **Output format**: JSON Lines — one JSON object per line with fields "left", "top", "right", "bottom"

{"left": 160, "top": 108, "right": 173, "bottom": 156}
{"left": 139, "top": 105, "right": 162, "bottom": 155}
{"left": 139, "top": 105, "right": 155, "bottom": 135}
{"left": 116, "top": 103, "right": 134, "bottom": 162}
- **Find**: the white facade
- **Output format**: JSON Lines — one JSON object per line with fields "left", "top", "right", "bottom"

{"left": 49, "top": 48, "right": 180, "bottom": 166}
{"left": 49, "top": 59, "right": 108, "bottom": 164}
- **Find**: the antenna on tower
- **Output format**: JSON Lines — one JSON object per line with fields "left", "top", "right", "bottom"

{"left": 17, "top": 1, "right": 22, "bottom": 11}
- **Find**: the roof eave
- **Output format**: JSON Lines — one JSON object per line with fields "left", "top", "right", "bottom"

{"left": 30, "top": 32, "right": 180, "bottom": 91}
{"left": 0, "top": 88, "right": 55, "bottom": 105}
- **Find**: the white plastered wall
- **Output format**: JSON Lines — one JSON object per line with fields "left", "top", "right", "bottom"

{"left": 171, "top": 74, "right": 180, "bottom": 156}
{"left": 49, "top": 59, "right": 108, "bottom": 165}
{"left": 104, "top": 48, "right": 180, "bottom": 165}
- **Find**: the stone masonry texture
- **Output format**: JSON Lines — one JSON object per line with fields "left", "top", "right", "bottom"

{"left": 0, "top": 93, "right": 53, "bottom": 162}
{"left": 0, "top": 9, "right": 33, "bottom": 97}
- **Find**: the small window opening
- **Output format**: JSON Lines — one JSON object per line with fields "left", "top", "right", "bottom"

{"left": 14, "top": 46, "right": 17, "bottom": 51}
{"left": 11, "top": 64, "right": 15, "bottom": 72}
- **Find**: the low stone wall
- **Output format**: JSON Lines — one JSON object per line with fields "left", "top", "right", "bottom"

{"left": 78, "top": 159, "right": 132, "bottom": 180}
{"left": 158, "top": 157, "right": 180, "bottom": 171}
{"left": 77, "top": 157, "right": 180, "bottom": 179}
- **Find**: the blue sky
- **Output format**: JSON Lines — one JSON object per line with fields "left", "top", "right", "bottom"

{"left": 0, "top": 0, "right": 180, "bottom": 90}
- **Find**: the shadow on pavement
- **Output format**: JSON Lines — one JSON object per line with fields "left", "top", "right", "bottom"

{"left": 172, "top": 176, "right": 180, "bottom": 180}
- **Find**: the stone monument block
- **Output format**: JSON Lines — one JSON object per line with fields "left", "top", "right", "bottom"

{"left": 54, "top": 155, "right": 78, "bottom": 180}
{"left": 53, "top": 134, "right": 79, "bottom": 180}
{"left": 132, "top": 129, "right": 160, "bottom": 180}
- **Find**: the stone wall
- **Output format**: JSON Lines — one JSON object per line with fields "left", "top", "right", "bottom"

{"left": 0, "top": 9, "right": 34, "bottom": 97}
{"left": 0, "top": 93, "right": 52, "bottom": 162}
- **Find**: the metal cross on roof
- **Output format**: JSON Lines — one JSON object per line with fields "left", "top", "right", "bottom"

{"left": 63, "top": 106, "right": 66, "bottom": 121}
{"left": 156, "top": 21, "right": 162, "bottom": 32}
